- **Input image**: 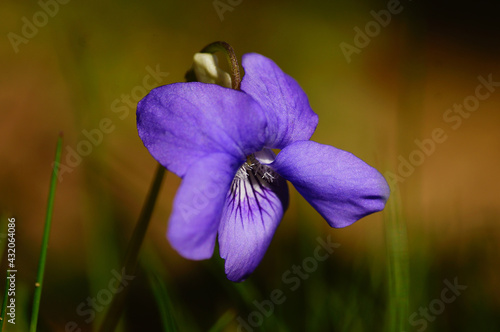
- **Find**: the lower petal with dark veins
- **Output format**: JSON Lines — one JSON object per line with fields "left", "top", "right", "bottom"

{"left": 218, "top": 164, "right": 289, "bottom": 282}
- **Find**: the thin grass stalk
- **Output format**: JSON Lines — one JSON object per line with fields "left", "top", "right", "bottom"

{"left": 29, "top": 134, "right": 63, "bottom": 332}
{"left": 147, "top": 271, "right": 178, "bottom": 332}
{"left": 384, "top": 188, "right": 409, "bottom": 332}
{"left": 208, "top": 309, "right": 236, "bottom": 332}
{"left": 0, "top": 277, "right": 8, "bottom": 332}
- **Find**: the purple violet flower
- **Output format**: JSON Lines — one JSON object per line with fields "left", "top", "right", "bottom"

{"left": 137, "top": 52, "right": 390, "bottom": 282}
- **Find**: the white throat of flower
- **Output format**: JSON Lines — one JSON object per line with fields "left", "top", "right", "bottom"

{"left": 235, "top": 148, "right": 278, "bottom": 183}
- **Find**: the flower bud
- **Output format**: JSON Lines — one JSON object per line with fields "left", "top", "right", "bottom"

{"left": 192, "top": 53, "right": 232, "bottom": 88}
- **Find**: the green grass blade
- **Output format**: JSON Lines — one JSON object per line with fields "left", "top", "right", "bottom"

{"left": 142, "top": 246, "right": 200, "bottom": 332}
{"left": 384, "top": 188, "right": 410, "bottom": 332}
{"left": 0, "top": 277, "right": 8, "bottom": 332}
{"left": 147, "top": 271, "right": 178, "bottom": 332}
{"left": 98, "top": 164, "right": 166, "bottom": 332}
{"left": 29, "top": 133, "right": 63, "bottom": 332}
{"left": 208, "top": 309, "right": 236, "bottom": 332}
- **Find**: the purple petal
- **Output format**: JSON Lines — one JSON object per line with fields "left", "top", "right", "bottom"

{"left": 240, "top": 53, "right": 318, "bottom": 149}
{"left": 167, "top": 153, "right": 241, "bottom": 260}
{"left": 270, "top": 141, "right": 390, "bottom": 228}
{"left": 137, "top": 82, "right": 267, "bottom": 177}
{"left": 218, "top": 166, "right": 289, "bottom": 282}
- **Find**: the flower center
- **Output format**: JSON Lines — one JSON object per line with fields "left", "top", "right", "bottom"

{"left": 234, "top": 149, "right": 278, "bottom": 183}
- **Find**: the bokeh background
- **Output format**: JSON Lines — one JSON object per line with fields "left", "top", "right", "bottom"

{"left": 1, "top": 0, "right": 499, "bottom": 331}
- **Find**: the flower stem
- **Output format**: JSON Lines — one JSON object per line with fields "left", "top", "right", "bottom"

{"left": 186, "top": 41, "right": 241, "bottom": 90}
{"left": 29, "top": 133, "right": 63, "bottom": 332}
{"left": 98, "top": 164, "right": 166, "bottom": 332}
